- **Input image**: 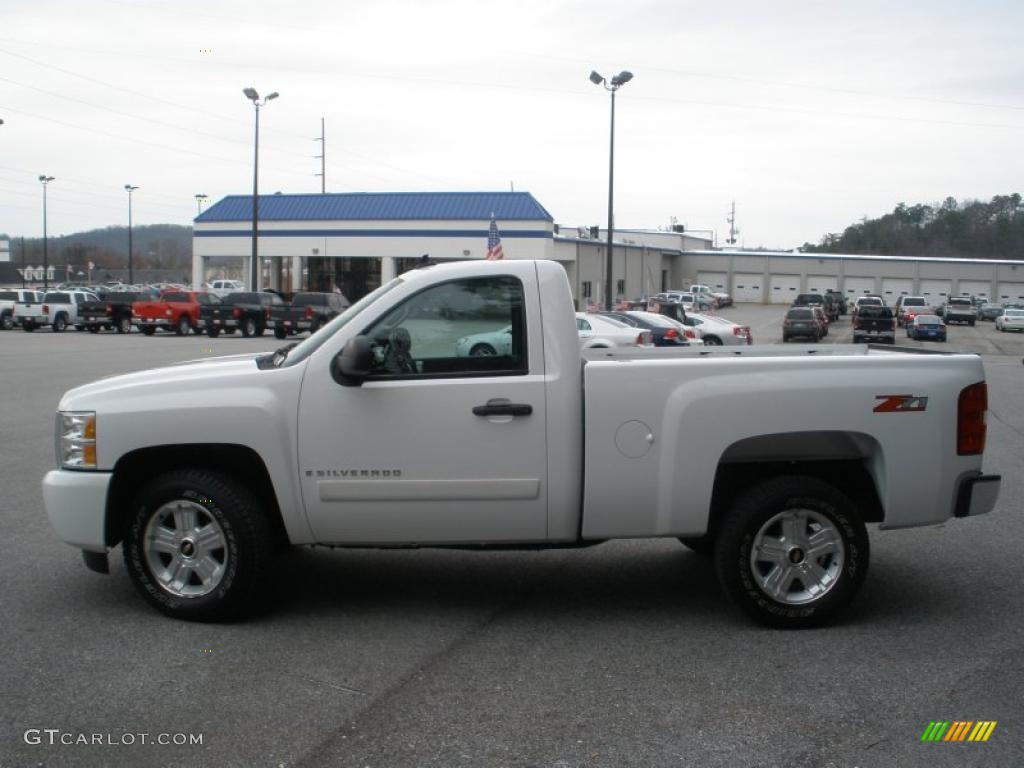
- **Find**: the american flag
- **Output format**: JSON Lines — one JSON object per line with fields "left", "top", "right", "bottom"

{"left": 486, "top": 215, "right": 504, "bottom": 260}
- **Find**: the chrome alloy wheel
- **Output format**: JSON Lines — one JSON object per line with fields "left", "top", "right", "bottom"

{"left": 143, "top": 501, "right": 228, "bottom": 598}
{"left": 750, "top": 508, "right": 844, "bottom": 605}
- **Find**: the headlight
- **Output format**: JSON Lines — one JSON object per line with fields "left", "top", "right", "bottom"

{"left": 56, "top": 411, "right": 98, "bottom": 469}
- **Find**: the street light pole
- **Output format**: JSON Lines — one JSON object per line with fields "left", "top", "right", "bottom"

{"left": 125, "top": 185, "right": 139, "bottom": 284}
{"left": 243, "top": 87, "right": 278, "bottom": 292}
{"left": 39, "top": 175, "right": 54, "bottom": 290}
{"left": 589, "top": 69, "right": 633, "bottom": 310}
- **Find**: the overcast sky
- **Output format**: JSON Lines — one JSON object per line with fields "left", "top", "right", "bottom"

{"left": 2, "top": 0, "right": 1023, "bottom": 249}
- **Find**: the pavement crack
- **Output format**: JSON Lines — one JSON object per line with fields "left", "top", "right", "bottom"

{"left": 298, "top": 675, "right": 368, "bottom": 696}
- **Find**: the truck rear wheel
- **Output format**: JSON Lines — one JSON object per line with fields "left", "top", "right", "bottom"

{"left": 117, "top": 316, "right": 131, "bottom": 334}
{"left": 714, "top": 476, "right": 869, "bottom": 628}
{"left": 241, "top": 318, "right": 256, "bottom": 337}
{"left": 176, "top": 316, "right": 191, "bottom": 336}
{"left": 123, "top": 470, "right": 275, "bottom": 622}
{"left": 52, "top": 314, "right": 67, "bottom": 332}
{"left": 273, "top": 327, "right": 287, "bottom": 339}
{"left": 1, "top": 311, "right": 12, "bottom": 330}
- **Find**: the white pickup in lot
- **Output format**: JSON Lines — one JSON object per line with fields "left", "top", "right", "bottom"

{"left": 43, "top": 260, "right": 1000, "bottom": 627}
{"left": 0, "top": 289, "right": 43, "bottom": 329}
{"left": 14, "top": 290, "right": 99, "bottom": 332}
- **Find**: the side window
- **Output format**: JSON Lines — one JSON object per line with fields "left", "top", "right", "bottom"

{"left": 576, "top": 317, "right": 591, "bottom": 331}
{"left": 363, "top": 275, "right": 527, "bottom": 378}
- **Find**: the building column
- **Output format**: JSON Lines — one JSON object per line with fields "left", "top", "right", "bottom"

{"left": 380, "top": 256, "right": 396, "bottom": 284}
{"left": 291, "top": 256, "right": 302, "bottom": 292}
{"left": 191, "top": 251, "right": 204, "bottom": 287}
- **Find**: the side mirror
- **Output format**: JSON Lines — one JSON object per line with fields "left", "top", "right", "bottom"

{"left": 331, "top": 335, "right": 375, "bottom": 386}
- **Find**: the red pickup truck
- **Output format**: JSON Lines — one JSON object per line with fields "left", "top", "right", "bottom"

{"left": 132, "top": 290, "right": 217, "bottom": 336}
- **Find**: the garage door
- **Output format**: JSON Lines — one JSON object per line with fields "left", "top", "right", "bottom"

{"left": 769, "top": 274, "right": 800, "bottom": 304}
{"left": 732, "top": 273, "right": 763, "bottom": 303}
{"left": 958, "top": 280, "right": 991, "bottom": 299}
{"left": 843, "top": 276, "right": 875, "bottom": 298}
{"left": 806, "top": 274, "right": 837, "bottom": 294}
{"left": 997, "top": 282, "right": 1024, "bottom": 303}
{"left": 920, "top": 279, "right": 952, "bottom": 304}
{"left": 880, "top": 278, "right": 914, "bottom": 302}
{"left": 696, "top": 271, "right": 728, "bottom": 292}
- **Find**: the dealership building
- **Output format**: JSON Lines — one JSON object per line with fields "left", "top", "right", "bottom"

{"left": 192, "top": 192, "right": 1024, "bottom": 305}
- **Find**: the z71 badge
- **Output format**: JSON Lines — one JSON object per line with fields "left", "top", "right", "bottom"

{"left": 873, "top": 394, "right": 928, "bottom": 413}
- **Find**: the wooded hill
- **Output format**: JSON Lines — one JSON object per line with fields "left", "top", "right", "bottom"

{"left": 3, "top": 224, "right": 192, "bottom": 269}
{"left": 802, "top": 194, "right": 1024, "bottom": 260}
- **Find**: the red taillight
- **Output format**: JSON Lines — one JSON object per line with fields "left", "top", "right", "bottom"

{"left": 684, "top": 328, "right": 697, "bottom": 339}
{"left": 664, "top": 327, "right": 678, "bottom": 340}
{"left": 232, "top": 307, "right": 241, "bottom": 318}
{"left": 106, "top": 304, "right": 112, "bottom": 313}
{"left": 853, "top": 318, "right": 861, "bottom": 329}
{"left": 265, "top": 308, "right": 272, "bottom": 319}
{"left": 636, "top": 333, "right": 644, "bottom": 346}
{"left": 305, "top": 306, "right": 314, "bottom": 319}
{"left": 42, "top": 304, "right": 50, "bottom": 314}
{"left": 958, "top": 382, "right": 988, "bottom": 455}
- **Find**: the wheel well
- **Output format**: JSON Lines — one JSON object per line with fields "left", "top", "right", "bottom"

{"left": 707, "top": 431, "right": 886, "bottom": 537}
{"left": 105, "top": 444, "right": 289, "bottom": 548}
{"left": 708, "top": 459, "right": 884, "bottom": 538}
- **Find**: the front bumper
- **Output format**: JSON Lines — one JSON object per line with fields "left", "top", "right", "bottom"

{"left": 954, "top": 473, "right": 1001, "bottom": 518}
{"left": 42, "top": 469, "right": 111, "bottom": 552}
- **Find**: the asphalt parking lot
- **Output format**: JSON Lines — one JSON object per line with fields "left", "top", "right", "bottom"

{"left": 2, "top": 309, "right": 1022, "bottom": 768}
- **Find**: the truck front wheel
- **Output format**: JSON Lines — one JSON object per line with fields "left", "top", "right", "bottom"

{"left": 123, "top": 470, "right": 275, "bottom": 622}
{"left": 714, "top": 476, "right": 869, "bottom": 628}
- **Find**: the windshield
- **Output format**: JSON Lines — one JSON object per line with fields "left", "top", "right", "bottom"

{"left": 280, "top": 278, "right": 404, "bottom": 367}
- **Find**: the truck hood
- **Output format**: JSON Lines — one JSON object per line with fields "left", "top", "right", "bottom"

{"left": 58, "top": 353, "right": 267, "bottom": 411}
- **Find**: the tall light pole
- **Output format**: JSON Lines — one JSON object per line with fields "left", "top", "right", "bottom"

{"left": 195, "top": 193, "right": 208, "bottom": 216}
{"left": 589, "top": 69, "right": 633, "bottom": 310}
{"left": 39, "top": 175, "right": 54, "bottom": 290}
{"left": 243, "top": 87, "right": 278, "bottom": 291}
{"left": 125, "top": 185, "right": 139, "bottom": 284}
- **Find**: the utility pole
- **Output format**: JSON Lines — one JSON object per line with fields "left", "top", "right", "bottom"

{"left": 314, "top": 117, "right": 325, "bottom": 193}
{"left": 726, "top": 201, "right": 739, "bottom": 246}
{"left": 20, "top": 236, "right": 26, "bottom": 288}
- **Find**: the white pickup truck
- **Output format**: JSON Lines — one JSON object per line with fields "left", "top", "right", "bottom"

{"left": 0, "top": 289, "right": 43, "bottom": 329}
{"left": 15, "top": 289, "right": 99, "bottom": 332}
{"left": 43, "top": 260, "right": 1000, "bottom": 627}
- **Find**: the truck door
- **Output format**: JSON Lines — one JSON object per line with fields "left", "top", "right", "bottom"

{"left": 297, "top": 273, "right": 549, "bottom": 544}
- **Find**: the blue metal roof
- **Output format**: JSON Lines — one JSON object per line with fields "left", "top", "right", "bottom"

{"left": 195, "top": 192, "right": 554, "bottom": 223}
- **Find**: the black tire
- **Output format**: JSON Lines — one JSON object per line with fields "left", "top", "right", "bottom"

{"left": 175, "top": 315, "right": 191, "bottom": 336}
{"left": 241, "top": 317, "right": 256, "bottom": 338}
{"left": 206, "top": 327, "right": 221, "bottom": 338}
{"left": 122, "top": 469, "right": 276, "bottom": 622}
{"left": 87, "top": 324, "right": 100, "bottom": 334}
{"left": 117, "top": 316, "right": 131, "bottom": 334}
{"left": 714, "top": 475, "right": 869, "bottom": 628}
{"left": 469, "top": 343, "right": 496, "bottom": 357}
{"left": 142, "top": 326, "right": 156, "bottom": 336}
{"left": 703, "top": 336, "right": 723, "bottom": 346}
{"left": 273, "top": 327, "right": 287, "bottom": 340}
{"left": 52, "top": 314, "right": 67, "bottom": 332}
{"left": 678, "top": 536, "right": 715, "bottom": 557}
{"left": 0, "top": 311, "right": 12, "bottom": 331}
